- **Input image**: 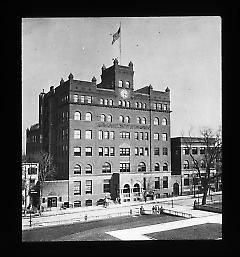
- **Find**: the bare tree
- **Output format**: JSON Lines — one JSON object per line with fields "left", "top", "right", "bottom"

{"left": 22, "top": 151, "right": 56, "bottom": 213}
{"left": 183, "top": 128, "right": 222, "bottom": 205}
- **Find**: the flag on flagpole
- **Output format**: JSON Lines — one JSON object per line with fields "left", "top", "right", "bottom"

{"left": 112, "top": 27, "right": 121, "bottom": 45}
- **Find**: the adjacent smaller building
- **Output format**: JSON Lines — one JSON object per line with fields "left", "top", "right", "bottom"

{"left": 171, "top": 137, "right": 218, "bottom": 196}
{"left": 22, "top": 162, "right": 39, "bottom": 209}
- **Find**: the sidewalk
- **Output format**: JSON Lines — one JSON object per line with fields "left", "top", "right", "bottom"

{"left": 22, "top": 191, "right": 221, "bottom": 230}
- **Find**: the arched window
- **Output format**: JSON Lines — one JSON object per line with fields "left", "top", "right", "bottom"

{"left": 85, "top": 164, "right": 92, "bottom": 174}
{"left": 85, "top": 112, "right": 92, "bottom": 121}
{"left": 135, "top": 102, "right": 138, "bottom": 108}
{"left": 125, "top": 116, "right": 130, "bottom": 123}
{"left": 138, "top": 162, "right": 146, "bottom": 172}
{"left": 74, "top": 111, "right": 81, "bottom": 120}
{"left": 122, "top": 100, "right": 126, "bottom": 107}
{"left": 126, "top": 101, "right": 130, "bottom": 108}
{"left": 183, "top": 160, "right": 189, "bottom": 169}
{"left": 100, "top": 114, "right": 106, "bottom": 122}
{"left": 104, "top": 99, "right": 108, "bottom": 105}
{"left": 133, "top": 183, "right": 140, "bottom": 195}
{"left": 154, "top": 117, "right": 159, "bottom": 125}
{"left": 125, "top": 81, "right": 130, "bottom": 88}
{"left": 142, "top": 117, "right": 146, "bottom": 124}
{"left": 155, "top": 163, "right": 160, "bottom": 172}
{"left": 109, "top": 99, "right": 113, "bottom": 106}
{"left": 119, "top": 100, "right": 122, "bottom": 106}
{"left": 163, "top": 163, "right": 168, "bottom": 171}
{"left": 102, "top": 162, "right": 111, "bottom": 173}
{"left": 137, "top": 117, "right": 141, "bottom": 124}
{"left": 139, "top": 102, "right": 142, "bottom": 109}
{"left": 123, "top": 184, "right": 130, "bottom": 196}
{"left": 143, "top": 103, "right": 147, "bottom": 109}
{"left": 100, "top": 98, "right": 104, "bottom": 105}
{"left": 162, "top": 118, "right": 167, "bottom": 126}
{"left": 74, "top": 165, "right": 81, "bottom": 174}
{"left": 107, "top": 114, "right": 112, "bottom": 122}
{"left": 119, "top": 80, "right": 123, "bottom": 87}
{"left": 119, "top": 115, "right": 124, "bottom": 123}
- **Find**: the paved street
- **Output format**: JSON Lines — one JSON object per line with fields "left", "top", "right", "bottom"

{"left": 22, "top": 192, "right": 221, "bottom": 241}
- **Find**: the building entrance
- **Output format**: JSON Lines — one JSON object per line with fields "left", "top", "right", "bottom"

{"left": 47, "top": 197, "right": 57, "bottom": 207}
{"left": 173, "top": 183, "right": 179, "bottom": 196}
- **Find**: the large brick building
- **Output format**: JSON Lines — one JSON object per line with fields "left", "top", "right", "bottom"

{"left": 26, "top": 58, "right": 172, "bottom": 207}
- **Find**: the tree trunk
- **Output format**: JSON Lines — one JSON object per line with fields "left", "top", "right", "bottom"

{"left": 202, "top": 184, "right": 208, "bottom": 205}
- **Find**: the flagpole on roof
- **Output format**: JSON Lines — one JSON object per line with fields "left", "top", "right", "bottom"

{"left": 119, "top": 21, "right": 121, "bottom": 65}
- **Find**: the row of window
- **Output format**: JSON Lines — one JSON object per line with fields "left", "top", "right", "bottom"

{"left": 73, "top": 162, "right": 169, "bottom": 175}
{"left": 72, "top": 94, "right": 169, "bottom": 111}
{"left": 182, "top": 160, "right": 214, "bottom": 169}
{"left": 183, "top": 147, "right": 206, "bottom": 155}
{"left": 74, "top": 111, "right": 168, "bottom": 125}
{"left": 73, "top": 95, "right": 92, "bottom": 104}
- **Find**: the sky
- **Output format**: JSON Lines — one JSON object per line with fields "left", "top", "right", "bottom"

{"left": 22, "top": 17, "right": 221, "bottom": 153}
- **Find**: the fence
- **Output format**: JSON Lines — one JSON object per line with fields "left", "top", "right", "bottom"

{"left": 23, "top": 208, "right": 141, "bottom": 229}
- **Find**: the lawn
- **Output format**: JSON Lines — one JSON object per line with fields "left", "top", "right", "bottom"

{"left": 146, "top": 223, "right": 222, "bottom": 240}
{"left": 22, "top": 214, "right": 185, "bottom": 241}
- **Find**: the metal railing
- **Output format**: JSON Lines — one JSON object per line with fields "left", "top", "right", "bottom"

{"left": 22, "top": 208, "right": 141, "bottom": 229}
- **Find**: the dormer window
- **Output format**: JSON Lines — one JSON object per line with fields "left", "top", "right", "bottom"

{"left": 125, "top": 81, "right": 130, "bottom": 88}
{"left": 119, "top": 80, "right": 123, "bottom": 88}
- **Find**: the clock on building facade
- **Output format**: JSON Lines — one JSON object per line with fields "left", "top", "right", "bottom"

{"left": 120, "top": 89, "right": 129, "bottom": 99}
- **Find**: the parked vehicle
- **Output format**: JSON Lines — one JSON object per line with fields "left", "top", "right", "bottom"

{"left": 96, "top": 198, "right": 105, "bottom": 206}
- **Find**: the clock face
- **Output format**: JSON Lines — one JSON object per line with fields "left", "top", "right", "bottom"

{"left": 120, "top": 89, "right": 129, "bottom": 99}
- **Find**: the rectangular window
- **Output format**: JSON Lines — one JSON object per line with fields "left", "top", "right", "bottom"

{"left": 134, "top": 132, "right": 139, "bottom": 140}
{"left": 85, "top": 180, "right": 92, "bottom": 194}
{"left": 158, "top": 103, "right": 162, "bottom": 110}
{"left": 120, "top": 148, "right": 130, "bottom": 156}
{"left": 74, "top": 129, "right": 81, "bottom": 139}
{"left": 73, "top": 94, "right": 78, "bottom": 103}
{"left": 99, "top": 147, "right": 103, "bottom": 156}
{"left": 155, "top": 177, "right": 160, "bottom": 189}
{"left": 103, "top": 179, "right": 110, "bottom": 193}
{"left": 162, "top": 133, "right": 167, "bottom": 141}
{"left": 163, "top": 104, "right": 167, "bottom": 110}
{"left": 80, "top": 95, "right": 85, "bottom": 103}
{"left": 104, "top": 147, "right": 109, "bottom": 156}
{"left": 139, "top": 147, "right": 144, "bottom": 156}
{"left": 99, "top": 130, "right": 103, "bottom": 140}
{"left": 183, "top": 148, "right": 190, "bottom": 155}
{"left": 110, "top": 131, "right": 115, "bottom": 140}
{"left": 192, "top": 147, "right": 198, "bottom": 155}
{"left": 145, "top": 132, "right": 148, "bottom": 140}
{"left": 120, "top": 163, "right": 130, "bottom": 173}
{"left": 120, "top": 132, "right": 130, "bottom": 139}
{"left": 104, "top": 99, "right": 108, "bottom": 105}
{"left": 85, "top": 200, "right": 92, "bottom": 206}
{"left": 110, "top": 147, "right": 115, "bottom": 156}
{"left": 154, "top": 133, "right": 159, "bottom": 140}
{"left": 145, "top": 147, "right": 149, "bottom": 156}
{"left": 154, "top": 147, "right": 160, "bottom": 156}
{"left": 163, "top": 176, "right": 168, "bottom": 188}
{"left": 74, "top": 147, "right": 81, "bottom": 157}
{"left": 184, "top": 175, "right": 190, "bottom": 186}
{"left": 74, "top": 181, "right": 81, "bottom": 195}
{"left": 85, "top": 147, "right": 92, "bottom": 156}
{"left": 135, "top": 147, "right": 139, "bottom": 156}
{"left": 200, "top": 147, "right": 205, "bottom": 154}
{"left": 74, "top": 201, "right": 81, "bottom": 207}
{"left": 85, "top": 130, "right": 92, "bottom": 139}
{"left": 87, "top": 96, "right": 92, "bottom": 103}
{"left": 104, "top": 131, "right": 109, "bottom": 139}
{"left": 163, "top": 147, "right": 168, "bottom": 155}
{"left": 139, "top": 132, "right": 144, "bottom": 141}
